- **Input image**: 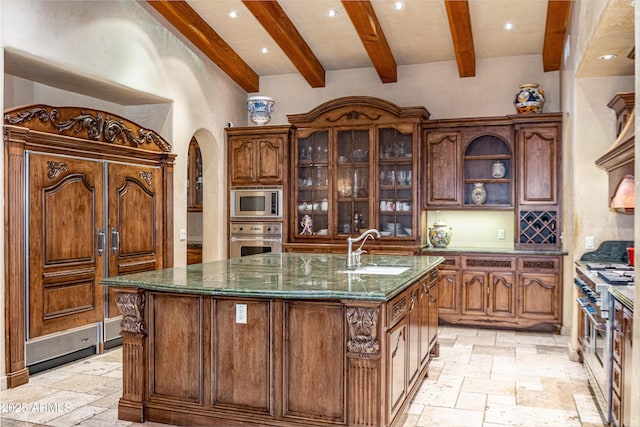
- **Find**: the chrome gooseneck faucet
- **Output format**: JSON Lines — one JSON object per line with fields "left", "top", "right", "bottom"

{"left": 347, "top": 228, "right": 381, "bottom": 268}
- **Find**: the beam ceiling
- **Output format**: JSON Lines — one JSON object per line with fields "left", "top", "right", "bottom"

{"left": 341, "top": 0, "right": 397, "bottom": 83}
{"left": 242, "top": 0, "right": 326, "bottom": 88}
{"left": 444, "top": 0, "right": 475, "bottom": 78}
{"left": 146, "top": 0, "right": 574, "bottom": 92}
{"left": 145, "top": 0, "right": 259, "bottom": 92}
{"left": 543, "top": 0, "right": 573, "bottom": 72}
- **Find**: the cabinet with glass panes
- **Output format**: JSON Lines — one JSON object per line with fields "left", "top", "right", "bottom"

{"left": 286, "top": 96, "right": 429, "bottom": 254}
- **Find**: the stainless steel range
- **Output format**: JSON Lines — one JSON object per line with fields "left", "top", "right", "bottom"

{"left": 574, "top": 242, "right": 634, "bottom": 425}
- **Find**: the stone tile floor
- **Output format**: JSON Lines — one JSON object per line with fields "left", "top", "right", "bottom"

{"left": 0, "top": 326, "right": 606, "bottom": 427}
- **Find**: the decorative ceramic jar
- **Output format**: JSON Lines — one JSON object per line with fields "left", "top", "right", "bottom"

{"left": 428, "top": 220, "right": 452, "bottom": 248}
{"left": 471, "top": 182, "right": 487, "bottom": 205}
{"left": 492, "top": 161, "right": 506, "bottom": 178}
{"left": 514, "top": 83, "right": 545, "bottom": 114}
{"left": 247, "top": 96, "right": 275, "bottom": 125}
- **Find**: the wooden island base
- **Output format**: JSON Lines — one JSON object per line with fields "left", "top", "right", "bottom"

{"left": 114, "top": 267, "right": 438, "bottom": 427}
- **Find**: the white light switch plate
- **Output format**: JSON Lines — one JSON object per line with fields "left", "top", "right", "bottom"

{"left": 236, "top": 304, "right": 247, "bottom": 324}
{"left": 179, "top": 229, "right": 187, "bottom": 241}
{"left": 498, "top": 229, "right": 505, "bottom": 240}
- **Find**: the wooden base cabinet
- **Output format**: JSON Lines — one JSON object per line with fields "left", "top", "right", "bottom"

{"left": 432, "top": 253, "right": 562, "bottom": 331}
{"left": 115, "top": 270, "right": 439, "bottom": 427}
{"left": 610, "top": 293, "right": 633, "bottom": 427}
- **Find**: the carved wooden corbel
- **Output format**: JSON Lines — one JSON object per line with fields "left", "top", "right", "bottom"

{"left": 116, "top": 291, "right": 146, "bottom": 334}
{"left": 345, "top": 305, "right": 380, "bottom": 356}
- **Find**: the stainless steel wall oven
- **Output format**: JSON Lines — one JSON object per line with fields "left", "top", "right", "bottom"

{"left": 230, "top": 222, "right": 282, "bottom": 258}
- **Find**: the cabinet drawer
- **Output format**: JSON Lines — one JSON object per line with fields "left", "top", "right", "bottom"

{"left": 438, "top": 255, "right": 460, "bottom": 270}
{"left": 462, "top": 256, "right": 515, "bottom": 271}
{"left": 612, "top": 360, "right": 623, "bottom": 396}
{"left": 387, "top": 289, "right": 409, "bottom": 328}
{"left": 611, "top": 391, "right": 622, "bottom": 427}
{"left": 614, "top": 301, "right": 624, "bottom": 331}
{"left": 613, "top": 330, "right": 624, "bottom": 363}
{"left": 517, "top": 256, "right": 560, "bottom": 272}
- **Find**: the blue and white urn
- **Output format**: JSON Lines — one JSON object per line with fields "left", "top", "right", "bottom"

{"left": 247, "top": 96, "right": 275, "bottom": 125}
{"left": 514, "top": 83, "right": 545, "bottom": 114}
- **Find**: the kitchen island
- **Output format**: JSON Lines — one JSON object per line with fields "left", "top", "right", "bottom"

{"left": 101, "top": 253, "right": 444, "bottom": 427}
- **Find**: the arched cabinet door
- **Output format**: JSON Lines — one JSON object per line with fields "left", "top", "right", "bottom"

{"left": 28, "top": 153, "right": 105, "bottom": 338}
{"left": 106, "top": 162, "right": 164, "bottom": 319}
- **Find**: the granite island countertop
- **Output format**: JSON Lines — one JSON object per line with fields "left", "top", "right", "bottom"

{"left": 101, "top": 253, "right": 444, "bottom": 301}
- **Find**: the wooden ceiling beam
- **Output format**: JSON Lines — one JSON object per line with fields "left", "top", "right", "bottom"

{"left": 144, "top": 0, "right": 259, "bottom": 92}
{"left": 242, "top": 1, "right": 325, "bottom": 88}
{"left": 543, "top": 0, "right": 572, "bottom": 71}
{"left": 444, "top": 0, "right": 476, "bottom": 78}
{"left": 341, "top": 0, "right": 397, "bottom": 83}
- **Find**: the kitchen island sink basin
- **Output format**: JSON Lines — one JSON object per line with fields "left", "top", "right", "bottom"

{"left": 338, "top": 265, "right": 411, "bottom": 275}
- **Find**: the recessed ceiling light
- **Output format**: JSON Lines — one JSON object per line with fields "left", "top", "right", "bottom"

{"left": 227, "top": 10, "right": 239, "bottom": 19}
{"left": 326, "top": 9, "right": 338, "bottom": 17}
{"left": 260, "top": 47, "right": 269, "bottom": 54}
{"left": 502, "top": 22, "right": 515, "bottom": 31}
{"left": 599, "top": 54, "right": 617, "bottom": 60}
{"left": 392, "top": 2, "right": 405, "bottom": 10}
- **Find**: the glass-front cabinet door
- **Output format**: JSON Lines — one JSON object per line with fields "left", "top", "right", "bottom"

{"left": 378, "top": 128, "right": 414, "bottom": 238}
{"left": 296, "top": 130, "right": 329, "bottom": 237}
{"left": 336, "top": 129, "right": 370, "bottom": 235}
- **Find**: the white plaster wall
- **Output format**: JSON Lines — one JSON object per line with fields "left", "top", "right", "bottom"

{"left": 256, "top": 55, "right": 559, "bottom": 123}
{"left": 2, "top": 0, "right": 247, "bottom": 267}
{"left": 0, "top": 0, "right": 247, "bottom": 385}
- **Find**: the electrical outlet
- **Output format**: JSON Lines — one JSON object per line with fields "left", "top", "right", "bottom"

{"left": 585, "top": 236, "right": 595, "bottom": 250}
{"left": 179, "top": 228, "right": 187, "bottom": 241}
{"left": 498, "top": 229, "right": 505, "bottom": 240}
{"left": 236, "top": 304, "right": 247, "bottom": 324}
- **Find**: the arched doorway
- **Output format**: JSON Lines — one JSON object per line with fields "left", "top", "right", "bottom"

{"left": 187, "top": 137, "right": 203, "bottom": 264}
{"left": 186, "top": 128, "right": 226, "bottom": 262}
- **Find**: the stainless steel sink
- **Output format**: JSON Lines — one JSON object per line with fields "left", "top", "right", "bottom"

{"left": 338, "top": 265, "right": 411, "bottom": 275}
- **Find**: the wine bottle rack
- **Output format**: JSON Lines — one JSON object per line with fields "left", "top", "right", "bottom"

{"left": 519, "top": 210, "right": 558, "bottom": 245}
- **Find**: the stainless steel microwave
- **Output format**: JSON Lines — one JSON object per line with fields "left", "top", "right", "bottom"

{"left": 230, "top": 186, "right": 282, "bottom": 219}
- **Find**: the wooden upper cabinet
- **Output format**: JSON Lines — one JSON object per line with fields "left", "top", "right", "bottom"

{"left": 423, "top": 120, "right": 513, "bottom": 210}
{"left": 226, "top": 126, "right": 292, "bottom": 186}
{"left": 286, "top": 96, "right": 429, "bottom": 250}
{"left": 516, "top": 122, "right": 560, "bottom": 205}
{"left": 425, "top": 130, "right": 461, "bottom": 207}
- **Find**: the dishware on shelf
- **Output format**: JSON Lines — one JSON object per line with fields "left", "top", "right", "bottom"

{"left": 492, "top": 161, "right": 506, "bottom": 178}
{"left": 397, "top": 170, "right": 407, "bottom": 185}
{"left": 384, "top": 222, "right": 404, "bottom": 235}
{"left": 317, "top": 229, "right": 328, "bottom": 235}
{"left": 471, "top": 182, "right": 487, "bottom": 205}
